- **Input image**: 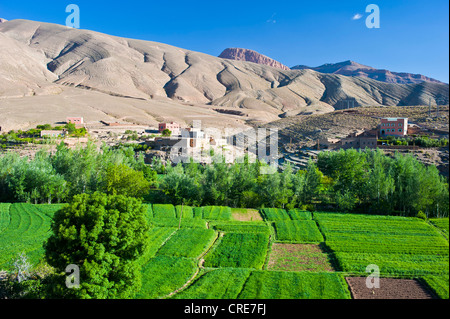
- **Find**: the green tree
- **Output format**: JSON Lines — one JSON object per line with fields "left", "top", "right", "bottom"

{"left": 161, "top": 129, "right": 172, "bottom": 137}
{"left": 65, "top": 122, "right": 76, "bottom": 135}
{"left": 44, "top": 192, "right": 150, "bottom": 299}
{"left": 161, "top": 164, "right": 201, "bottom": 206}
{"left": 302, "top": 160, "right": 323, "bottom": 205}
{"left": 104, "top": 163, "right": 151, "bottom": 198}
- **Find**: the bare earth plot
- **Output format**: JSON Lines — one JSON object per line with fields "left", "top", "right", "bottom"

{"left": 231, "top": 208, "right": 263, "bottom": 222}
{"left": 345, "top": 277, "right": 436, "bottom": 299}
{"left": 267, "top": 243, "right": 335, "bottom": 272}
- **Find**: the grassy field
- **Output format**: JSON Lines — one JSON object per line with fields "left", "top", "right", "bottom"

{"left": 0, "top": 203, "right": 63, "bottom": 268}
{"left": 140, "top": 227, "right": 177, "bottom": 261}
{"left": 148, "top": 217, "right": 208, "bottom": 229}
{"left": 209, "top": 220, "right": 271, "bottom": 235}
{"left": 152, "top": 204, "right": 177, "bottom": 218}
{"left": 429, "top": 218, "right": 449, "bottom": 240}
{"left": 202, "top": 206, "right": 232, "bottom": 220}
{"left": 204, "top": 233, "right": 270, "bottom": 269}
{"left": 314, "top": 212, "right": 449, "bottom": 276}
{"left": 156, "top": 228, "right": 217, "bottom": 259}
{"left": 172, "top": 268, "right": 252, "bottom": 299}
{"left": 273, "top": 220, "right": 324, "bottom": 243}
{"left": 136, "top": 256, "right": 198, "bottom": 299}
{"left": 237, "top": 271, "right": 352, "bottom": 299}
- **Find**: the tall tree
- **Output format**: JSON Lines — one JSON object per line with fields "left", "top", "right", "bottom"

{"left": 44, "top": 193, "right": 149, "bottom": 299}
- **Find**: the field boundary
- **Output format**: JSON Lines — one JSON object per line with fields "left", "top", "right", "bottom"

{"left": 161, "top": 230, "right": 221, "bottom": 299}
{"left": 427, "top": 220, "right": 449, "bottom": 242}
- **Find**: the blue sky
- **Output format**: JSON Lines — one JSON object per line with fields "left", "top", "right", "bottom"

{"left": 1, "top": 0, "right": 449, "bottom": 82}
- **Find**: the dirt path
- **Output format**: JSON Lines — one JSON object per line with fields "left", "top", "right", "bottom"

{"left": 160, "top": 231, "right": 221, "bottom": 299}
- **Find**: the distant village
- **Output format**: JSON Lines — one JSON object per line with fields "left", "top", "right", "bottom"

{"left": 282, "top": 116, "right": 449, "bottom": 175}
{"left": 1, "top": 114, "right": 448, "bottom": 175}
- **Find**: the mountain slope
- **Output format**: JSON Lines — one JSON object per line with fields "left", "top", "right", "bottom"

{"left": 0, "top": 19, "right": 448, "bottom": 131}
{"left": 292, "top": 60, "right": 444, "bottom": 85}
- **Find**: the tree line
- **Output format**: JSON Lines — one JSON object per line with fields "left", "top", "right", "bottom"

{"left": 0, "top": 143, "right": 448, "bottom": 217}
{"left": 157, "top": 149, "right": 449, "bottom": 218}
{"left": 0, "top": 142, "right": 156, "bottom": 204}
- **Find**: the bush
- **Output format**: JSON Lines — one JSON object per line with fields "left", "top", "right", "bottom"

{"left": 416, "top": 211, "right": 427, "bottom": 220}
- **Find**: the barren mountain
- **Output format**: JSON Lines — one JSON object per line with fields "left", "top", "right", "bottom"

{"left": 219, "top": 48, "right": 290, "bottom": 71}
{"left": 0, "top": 19, "right": 448, "bottom": 132}
{"left": 292, "top": 60, "right": 444, "bottom": 84}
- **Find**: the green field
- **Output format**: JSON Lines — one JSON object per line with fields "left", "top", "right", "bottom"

{"left": 314, "top": 212, "right": 449, "bottom": 277}
{"left": 201, "top": 206, "right": 232, "bottom": 220}
{"left": 260, "top": 208, "right": 291, "bottom": 221}
{"left": 172, "top": 268, "right": 252, "bottom": 299}
{"left": 237, "top": 271, "right": 351, "bottom": 299}
{"left": 429, "top": 218, "right": 449, "bottom": 240}
{"left": 137, "top": 255, "right": 198, "bottom": 299}
{"left": 209, "top": 220, "right": 271, "bottom": 235}
{"left": 175, "top": 205, "right": 195, "bottom": 219}
{"left": 156, "top": 228, "right": 217, "bottom": 259}
{"left": 260, "top": 208, "right": 312, "bottom": 221}
{"left": 0, "top": 203, "right": 63, "bottom": 268}
{"left": 273, "top": 220, "right": 324, "bottom": 243}
{"left": 141, "top": 227, "right": 177, "bottom": 261}
{"left": 204, "top": 233, "right": 270, "bottom": 269}
{"left": 0, "top": 203, "right": 448, "bottom": 299}
{"left": 148, "top": 217, "right": 208, "bottom": 229}
{"left": 421, "top": 275, "right": 450, "bottom": 299}
{"left": 152, "top": 204, "right": 177, "bottom": 218}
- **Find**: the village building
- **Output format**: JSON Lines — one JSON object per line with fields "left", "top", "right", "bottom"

{"left": 380, "top": 118, "right": 408, "bottom": 137}
{"left": 66, "top": 117, "right": 84, "bottom": 125}
{"left": 40, "top": 130, "right": 66, "bottom": 138}
{"left": 337, "top": 129, "right": 379, "bottom": 150}
{"left": 158, "top": 122, "right": 181, "bottom": 136}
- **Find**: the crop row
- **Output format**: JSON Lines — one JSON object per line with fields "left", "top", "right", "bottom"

{"left": 334, "top": 252, "right": 449, "bottom": 276}
{"left": 209, "top": 221, "right": 271, "bottom": 235}
{"left": 421, "top": 275, "right": 449, "bottom": 299}
{"left": 204, "top": 233, "right": 270, "bottom": 269}
{"left": 140, "top": 227, "right": 177, "bottom": 262}
{"left": 273, "top": 220, "right": 323, "bottom": 243}
{"left": 314, "top": 212, "right": 449, "bottom": 276}
{"left": 0, "top": 203, "right": 54, "bottom": 268}
{"left": 148, "top": 204, "right": 231, "bottom": 220}
{"left": 148, "top": 218, "right": 207, "bottom": 229}
{"left": 429, "top": 218, "right": 449, "bottom": 240}
{"left": 172, "top": 268, "right": 351, "bottom": 299}
{"left": 0, "top": 203, "right": 11, "bottom": 234}
{"left": 260, "top": 208, "right": 311, "bottom": 221}
{"left": 136, "top": 256, "right": 198, "bottom": 299}
{"left": 156, "top": 228, "right": 217, "bottom": 259}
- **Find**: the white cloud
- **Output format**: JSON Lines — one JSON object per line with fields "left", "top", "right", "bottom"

{"left": 267, "top": 13, "right": 277, "bottom": 24}
{"left": 352, "top": 13, "right": 363, "bottom": 20}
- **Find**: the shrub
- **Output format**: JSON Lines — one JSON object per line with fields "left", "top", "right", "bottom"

{"left": 416, "top": 211, "right": 427, "bottom": 220}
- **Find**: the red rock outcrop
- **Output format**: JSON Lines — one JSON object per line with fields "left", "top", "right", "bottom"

{"left": 219, "top": 48, "right": 290, "bottom": 71}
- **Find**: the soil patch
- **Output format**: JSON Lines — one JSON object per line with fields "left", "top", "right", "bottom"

{"left": 345, "top": 277, "right": 436, "bottom": 299}
{"left": 267, "top": 243, "right": 335, "bottom": 272}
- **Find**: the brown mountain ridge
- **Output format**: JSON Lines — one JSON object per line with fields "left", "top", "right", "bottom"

{"left": 0, "top": 19, "right": 448, "bottom": 132}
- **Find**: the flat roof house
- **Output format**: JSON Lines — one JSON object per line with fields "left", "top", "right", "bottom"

{"left": 66, "top": 117, "right": 84, "bottom": 125}
{"left": 158, "top": 122, "right": 181, "bottom": 136}
{"left": 380, "top": 118, "right": 408, "bottom": 137}
{"left": 339, "top": 130, "right": 378, "bottom": 150}
{"left": 40, "top": 130, "right": 65, "bottom": 138}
